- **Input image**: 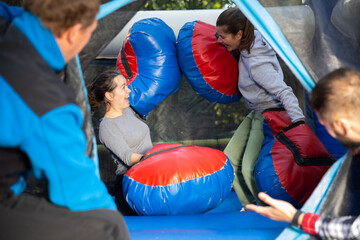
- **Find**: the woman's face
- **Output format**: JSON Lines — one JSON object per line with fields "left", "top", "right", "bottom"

{"left": 216, "top": 25, "right": 242, "bottom": 52}
{"left": 108, "top": 75, "right": 131, "bottom": 110}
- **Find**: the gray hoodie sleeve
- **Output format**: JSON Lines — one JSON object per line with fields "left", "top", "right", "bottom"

{"left": 248, "top": 38, "right": 305, "bottom": 122}
{"left": 250, "top": 60, "right": 304, "bottom": 122}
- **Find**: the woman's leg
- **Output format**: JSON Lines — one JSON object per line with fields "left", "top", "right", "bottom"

{"left": 224, "top": 111, "right": 257, "bottom": 206}
{"left": 241, "top": 112, "right": 264, "bottom": 204}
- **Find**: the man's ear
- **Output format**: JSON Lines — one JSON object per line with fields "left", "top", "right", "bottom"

{"left": 334, "top": 118, "right": 350, "bottom": 136}
{"left": 65, "top": 23, "right": 83, "bottom": 44}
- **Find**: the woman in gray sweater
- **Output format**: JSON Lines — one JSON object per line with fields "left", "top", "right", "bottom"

{"left": 215, "top": 7, "right": 305, "bottom": 206}
{"left": 87, "top": 70, "right": 153, "bottom": 215}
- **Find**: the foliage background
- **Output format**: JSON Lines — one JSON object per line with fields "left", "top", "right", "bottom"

{"left": 142, "top": 0, "right": 232, "bottom": 10}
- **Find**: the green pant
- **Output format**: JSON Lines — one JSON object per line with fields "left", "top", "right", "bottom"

{"left": 224, "top": 111, "right": 264, "bottom": 206}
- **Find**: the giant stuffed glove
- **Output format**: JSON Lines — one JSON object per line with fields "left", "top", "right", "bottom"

{"left": 254, "top": 109, "right": 335, "bottom": 208}
{"left": 117, "top": 18, "right": 182, "bottom": 117}
{"left": 176, "top": 20, "right": 241, "bottom": 103}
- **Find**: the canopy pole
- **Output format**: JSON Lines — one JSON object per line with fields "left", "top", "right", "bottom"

{"left": 97, "top": 0, "right": 135, "bottom": 20}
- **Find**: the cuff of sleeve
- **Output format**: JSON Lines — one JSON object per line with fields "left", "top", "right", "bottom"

{"left": 302, "top": 213, "right": 321, "bottom": 235}
{"left": 291, "top": 117, "right": 305, "bottom": 124}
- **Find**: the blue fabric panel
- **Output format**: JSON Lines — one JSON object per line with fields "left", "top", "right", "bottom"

{"left": 0, "top": 76, "right": 116, "bottom": 211}
{"left": 123, "top": 158, "right": 234, "bottom": 216}
{"left": 10, "top": 176, "right": 26, "bottom": 196}
{"left": 254, "top": 121, "right": 301, "bottom": 209}
{"left": 36, "top": 106, "right": 116, "bottom": 211}
{"left": 128, "top": 18, "right": 181, "bottom": 117}
{"left": 12, "top": 11, "right": 64, "bottom": 71}
{"left": 314, "top": 113, "right": 347, "bottom": 159}
{"left": 176, "top": 21, "right": 240, "bottom": 103}
{"left": 0, "top": 2, "right": 22, "bottom": 21}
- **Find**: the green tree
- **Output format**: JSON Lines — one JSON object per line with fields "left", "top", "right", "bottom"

{"left": 142, "top": 0, "right": 232, "bottom": 10}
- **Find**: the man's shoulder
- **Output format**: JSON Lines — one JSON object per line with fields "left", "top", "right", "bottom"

{"left": 0, "top": 3, "right": 23, "bottom": 23}
{"left": 0, "top": 25, "right": 73, "bottom": 116}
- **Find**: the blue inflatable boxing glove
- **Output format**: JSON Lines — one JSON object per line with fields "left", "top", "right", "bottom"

{"left": 117, "top": 18, "right": 182, "bottom": 117}
{"left": 177, "top": 20, "right": 241, "bottom": 103}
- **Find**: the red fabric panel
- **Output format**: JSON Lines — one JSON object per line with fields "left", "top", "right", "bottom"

{"left": 262, "top": 110, "right": 332, "bottom": 204}
{"left": 125, "top": 144, "right": 227, "bottom": 186}
{"left": 192, "top": 21, "right": 239, "bottom": 95}
{"left": 116, "top": 29, "right": 138, "bottom": 85}
{"left": 143, "top": 143, "right": 182, "bottom": 158}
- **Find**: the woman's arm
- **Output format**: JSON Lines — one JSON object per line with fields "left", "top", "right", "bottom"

{"left": 248, "top": 44, "right": 304, "bottom": 122}
{"left": 99, "top": 123, "right": 135, "bottom": 167}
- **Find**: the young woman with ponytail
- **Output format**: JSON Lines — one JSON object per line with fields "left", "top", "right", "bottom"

{"left": 216, "top": 7, "right": 304, "bottom": 206}
{"left": 87, "top": 70, "right": 153, "bottom": 215}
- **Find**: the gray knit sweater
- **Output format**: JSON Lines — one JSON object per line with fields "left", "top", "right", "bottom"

{"left": 99, "top": 108, "right": 153, "bottom": 175}
{"left": 238, "top": 30, "right": 304, "bottom": 122}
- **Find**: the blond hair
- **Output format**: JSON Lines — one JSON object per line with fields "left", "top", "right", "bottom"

{"left": 309, "top": 68, "right": 360, "bottom": 121}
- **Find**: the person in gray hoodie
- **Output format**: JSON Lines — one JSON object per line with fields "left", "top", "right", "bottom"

{"left": 216, "top": 7, "right": 305, "bottom": 206}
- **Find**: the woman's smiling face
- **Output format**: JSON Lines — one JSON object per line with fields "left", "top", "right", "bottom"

{"left": 216, "top": 25, "right": 242, "bottom": 52}
{"left": 109, "top": 75, "right": 131, "bottom": 110}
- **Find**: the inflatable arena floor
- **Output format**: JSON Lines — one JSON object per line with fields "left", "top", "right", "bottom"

{"left": 124, "top": 191, "right": 288, "bottom": 240}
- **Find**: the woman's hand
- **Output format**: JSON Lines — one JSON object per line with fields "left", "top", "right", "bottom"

{"left": 131, "top": 153, "right": 144, "bottom": 164}
{"left": 245, "top": 192, "right": 298, "bottom": 223}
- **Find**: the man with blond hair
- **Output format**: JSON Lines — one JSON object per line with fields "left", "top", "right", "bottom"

{"left": 0, "top": 1, "right": 129, "bottom": 239}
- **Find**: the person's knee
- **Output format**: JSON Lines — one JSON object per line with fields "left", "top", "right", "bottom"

{"left": 228, "top": 156, "right": 242, "bottom": 169}
{"left": 108, "top": 215, "right": 130, "bottom": 240}
{"left": 241, "top": 164, "right": 253, "bottom": 180}
{"left": 86, "top": 209, "right": 130, "bottom": 240}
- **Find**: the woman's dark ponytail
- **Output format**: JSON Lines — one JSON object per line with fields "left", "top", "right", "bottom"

{"left": 241, "top": 19, "right": 255, "bottom": 54}
{"left": 86, "top": 83, "right": 101, "bottom": 115}
{"left": 86, "top": 70, "right": 121, "bottom": 115}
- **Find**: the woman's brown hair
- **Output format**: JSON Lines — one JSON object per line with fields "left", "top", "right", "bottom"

{"left": 87, "top": 70, "right": 121, "bottom": 115}
{"left": 216, "top": 7, "right": 255, "bottom": 54}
